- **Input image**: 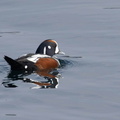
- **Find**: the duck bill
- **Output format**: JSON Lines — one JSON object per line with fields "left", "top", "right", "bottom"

{"left": 58, "top": 51, "right": 65, "bottom": 55}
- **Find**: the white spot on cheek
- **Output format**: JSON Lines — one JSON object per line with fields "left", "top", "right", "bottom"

{"left": 48, "top": 46, "right": 51, "bottom": 49}
{"left": 25, "top": 65, "right": 28, "bottom": 69}
{"left": 55, "top": 45, "right": 59, "bottom": 54}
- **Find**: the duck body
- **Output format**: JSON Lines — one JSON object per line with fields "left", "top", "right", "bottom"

{"left": 4, "top": 39, "right": 64, "bottom": 72}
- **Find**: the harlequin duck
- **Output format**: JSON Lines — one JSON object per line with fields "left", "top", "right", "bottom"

{"left": 4, "top": 39, "right": 65, "bottom": 72}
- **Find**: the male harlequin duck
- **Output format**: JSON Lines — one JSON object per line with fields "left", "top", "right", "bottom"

{"left": 4, "top": 39, "right": 65, "bottom": 72}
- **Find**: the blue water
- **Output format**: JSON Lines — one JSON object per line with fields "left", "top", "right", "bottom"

{"left": 0, "top": 0, "right": 120, "bottom": 120}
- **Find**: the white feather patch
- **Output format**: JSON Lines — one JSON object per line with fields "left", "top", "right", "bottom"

{"left": 43, "top": 47, "right": 46, "bottom": 54}
{"left": 25, "top": 65, "right": 28, "bottom": 69}
{"left": 55, "top": 44, "right": 59, "bottom": 54}
{"left": 48, "top": 46, "right": 51, "bottom": 49}
{"left": 27, "top": 54, "right": 50, "bottom": 63}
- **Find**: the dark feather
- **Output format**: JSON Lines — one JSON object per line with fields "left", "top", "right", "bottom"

{"left": 4, "top": 56, "right": 24, "bottom": 70}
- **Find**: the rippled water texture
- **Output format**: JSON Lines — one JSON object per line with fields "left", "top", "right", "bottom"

{"left": 0, "top": 0, "right": 120, "bottom": 120}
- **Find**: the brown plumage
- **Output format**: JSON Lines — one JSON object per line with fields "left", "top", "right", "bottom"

{"left": 35, "top": 58, "right": 59, "bottom": 71}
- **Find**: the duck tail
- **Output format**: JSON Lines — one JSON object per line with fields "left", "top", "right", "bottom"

{"left": 4, "top": 55, "right": 23, "bottom": 70}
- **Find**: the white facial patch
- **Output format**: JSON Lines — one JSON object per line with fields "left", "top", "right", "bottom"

{"left": 43, "top": 47, "right": 46, "bottom": 54}
{"left": 48, "top": 45, "right": 51, "bottom": 49}
{"left": 55, "top": 44, "right": 59, "bottom": 54}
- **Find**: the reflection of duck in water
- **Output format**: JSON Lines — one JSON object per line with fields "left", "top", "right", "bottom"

{"left": 3, "top": 39, "right": 65, "bottom": 88}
